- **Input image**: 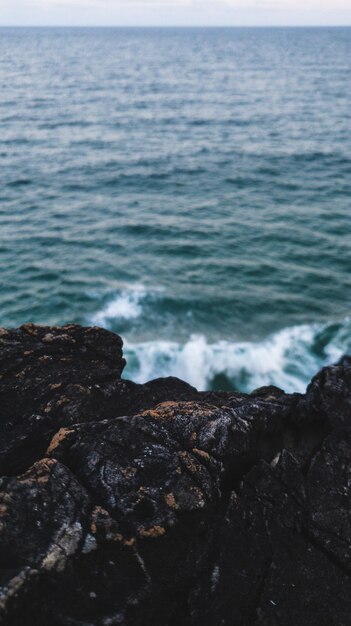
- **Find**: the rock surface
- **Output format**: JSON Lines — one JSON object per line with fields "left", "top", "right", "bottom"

{"left": 0, "top": 324, "right": 350, "bottom": 625}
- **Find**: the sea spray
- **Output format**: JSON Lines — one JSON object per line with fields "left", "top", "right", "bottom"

{"left": 123, "top": 319, "right": 351, "bottom": 393}
{"left": 90, "top": 284, "right": 149, "bottom": 326}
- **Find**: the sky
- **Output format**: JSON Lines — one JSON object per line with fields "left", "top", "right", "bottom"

{"left": 2, "top": 0, "right": 351, "bottom": 27}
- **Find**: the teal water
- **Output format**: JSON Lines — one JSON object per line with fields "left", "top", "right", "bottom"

{"left": 1, "top": 27, "right": 351, "bottom": 392}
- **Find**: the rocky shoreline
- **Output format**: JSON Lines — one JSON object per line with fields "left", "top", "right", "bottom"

{"left": 0, "top": 324, "right": 350, "bottom": 625}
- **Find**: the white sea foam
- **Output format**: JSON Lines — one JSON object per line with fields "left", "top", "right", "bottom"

{"left": 90, "top": 284, "right": 149, "bottom": 327}
{"left": 89, "top": 286, "right": 351, "bottom": 392}
{"left": 124, "top": 320, "right": 351, "bottom": 393}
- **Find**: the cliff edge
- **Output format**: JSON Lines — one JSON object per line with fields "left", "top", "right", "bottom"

{"left": 0, "top": 324, "right": 350, "bottom": 625}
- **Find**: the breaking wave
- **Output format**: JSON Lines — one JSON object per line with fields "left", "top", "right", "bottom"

{"left": 124, "top": 319, "right": 351, "bottom": 393}
{"left": 90, "top": 284, "right": 155, "bottom": 327}
{"left": 89, "top": 287, "right": 351, "bottom": 393}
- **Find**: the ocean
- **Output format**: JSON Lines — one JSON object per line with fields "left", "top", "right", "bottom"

{"left": 1, "top": 26, "right": 350, "bottom": 392}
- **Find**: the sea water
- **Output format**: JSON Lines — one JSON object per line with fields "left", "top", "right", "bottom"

{"left": 1, "top": 27, "right": 351, "bottom": 391}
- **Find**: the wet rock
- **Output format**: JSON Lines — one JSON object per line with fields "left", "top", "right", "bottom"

{"left": 0, "top": 325, "right": 350, "bottom": 625}
{"left": 335, "top": 354, "right": 351, "bottom": 368}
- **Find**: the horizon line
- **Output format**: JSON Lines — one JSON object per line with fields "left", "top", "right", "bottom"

{"left": 1, "top": 24, "right": 351, "bottom": 28}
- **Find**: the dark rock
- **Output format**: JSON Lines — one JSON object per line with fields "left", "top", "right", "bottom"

{"left": 335, "top": 354, "right": 351, "bottom": 368}
{"left": 0, "top": 324, "right": 350, "bottom": 625}
{"left": 0, "top": 324, "right": 124, "bottom": 475}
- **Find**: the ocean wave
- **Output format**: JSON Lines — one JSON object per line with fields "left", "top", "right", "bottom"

{"left": 89, "top": 284, "right": 164, "bottom": 327}
{"left": 124, "top": 319, "right": 351, "bottom": 393}
{"left": 90, "top": 284, "right": 149, "bottom": 326}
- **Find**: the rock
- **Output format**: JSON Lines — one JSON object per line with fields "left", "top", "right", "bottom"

{"left": 0, "top": 325, "right": 350, "bottom": 625}
{"left": 335, "top": 354, "right": 351, "bottom": 368}
{"left": 0, "top": 324, "right": 124, "bottom": 475}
